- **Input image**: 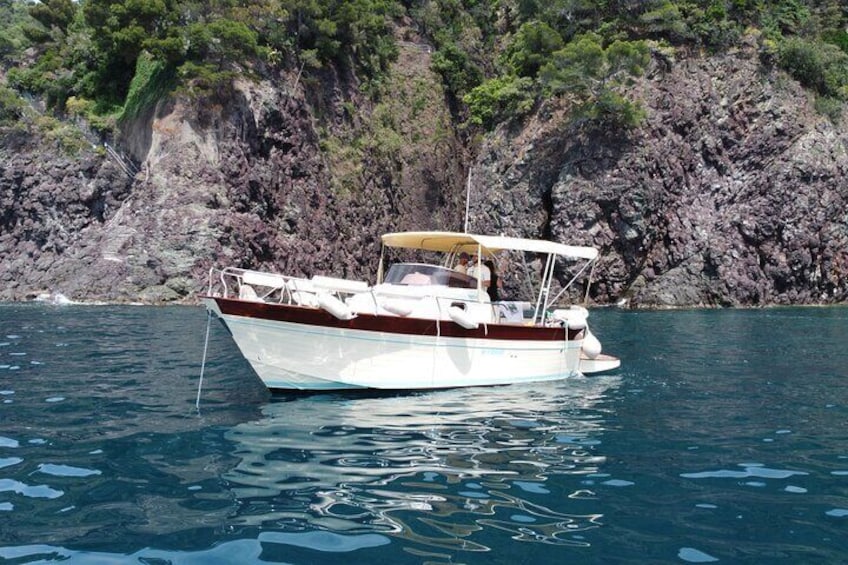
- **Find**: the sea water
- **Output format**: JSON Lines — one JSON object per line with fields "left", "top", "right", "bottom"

{"left": 0, "top": 303, "right": 846, "bottom": 564}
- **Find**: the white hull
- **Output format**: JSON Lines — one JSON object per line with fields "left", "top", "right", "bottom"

{"left": 210, "top": 302, "right": 583, "bottom": 390}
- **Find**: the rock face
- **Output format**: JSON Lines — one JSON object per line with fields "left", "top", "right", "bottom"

{"left": 1, "top": 42, "right": 466, "bottom": 302}
{"left": 1, "top": 44, "right": 847, "bottom": 307}
{"left": 470, "top": 46, "right": 848, "bottom": 307}
{"left": 0, "top": 131, "right": 135, "bottom": 300}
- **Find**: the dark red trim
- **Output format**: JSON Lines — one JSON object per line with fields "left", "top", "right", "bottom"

{"left": 207, "top": 297, "right": 580, "bottom": 341}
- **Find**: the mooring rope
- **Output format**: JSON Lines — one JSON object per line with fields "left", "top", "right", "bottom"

{"left": 196, "top": 309, "right": 213, "bottom": 411}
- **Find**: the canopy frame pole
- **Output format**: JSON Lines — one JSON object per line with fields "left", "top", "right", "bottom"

{"left": 476, "top": 243, "right": 483, "bottom": 302}
{"left": 548, "top": 258, "right": 596, "bottom": 306}
{"left": 583, "top": 260, "right": 597, "bottom": 305}
{"left": 532, "top": 253, "right": 554, "bottom": 324}
{"left": 376, "top": 244, "right": 385, "bottom": 284}
{"left": 541, "top": 253, "right": 557, "bottom": 319}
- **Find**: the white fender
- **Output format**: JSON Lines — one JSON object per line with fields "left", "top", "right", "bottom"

{"left": 582, "top": 328, "right": 602, "bottom": 359}
{"left": 551, "top": 306, "right": 588, "bottom": 329}
{"left": 448, "top": 306, "right": 479, "bottom": 330}
{"left": 382, "top": 298, "right": 414, "bottom": 317}
{"left": 317, "top": 292, "right": 356, "bottom": 321}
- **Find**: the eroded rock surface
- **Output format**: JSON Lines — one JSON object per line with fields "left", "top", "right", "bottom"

{"left": 470, "top": 47, "right": 848, "bottom": 307}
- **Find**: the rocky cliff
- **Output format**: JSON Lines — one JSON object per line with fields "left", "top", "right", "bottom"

{"left": 470, "top": 45, "right": 848, "bottom": 307}
{"left": 1, "top": 42, "right": 466, "bottom": 302}
{"left": 1, "top": 43, "right": 847, "bottom": 307}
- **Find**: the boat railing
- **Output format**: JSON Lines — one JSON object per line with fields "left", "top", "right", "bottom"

{"left": 208, "top": 267, "right": 371, "bottom": 307}
{"left": 207, "top": 267, "right": 538, "bottom": 326}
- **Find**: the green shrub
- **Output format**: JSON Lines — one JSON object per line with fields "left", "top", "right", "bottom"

{"left": 177, "top": 62, "right": 238, "bottom": 99}
{"left": 767, "top": 0, "right": 811, "bottom": 36}
{"left": 684, "top": 4, "right": 741, "bottom": 49}
{"left": 822, "top": 30, "right": 848, "bottom": 54}
{"left": 34, "top": 114, "right": 88, "bottom": 154}
{"left": 814, "top": 96, "right": 843, "bottom": 123}
{"left": 0, "top": 34, "right": 13, "bottom": 62}
{"left": 539, "top": 33, "right": 649, "bottom": 130}
{"left": 463, "top": 75, "right": 536, "bottom": 129}
{"left": 540, "top": 33, "right": 606, "bottom": 97}
{"left": 119, "top": 51, "right": 174, "bottom": 123}
{"left": 778, "top": 37, "right": 848, "bottom": 99}
{"left": 0, "top": 0, "right": 33, "bottom": 60}
{"left": 639, "top": 1, "right": 691, "bottom": 42}
{"left": 584, "top": 89, "right": 647, "bottom": 128}
{"left": 0, "top": 85, "right": 26, "bottom": 124}
{"left": 502, "top": 21, "right": 564, "bottom": 78}
{"left": 431, "top": 42, "right": 483, "bottom": 97}
{"left": 64, "top": 95, "right": 94, "bottom": 117}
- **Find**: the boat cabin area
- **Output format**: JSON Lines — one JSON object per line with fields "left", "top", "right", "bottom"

{"left": 205, "top": 230, "right": 600, "bottom": 330}
{"left": 209, "top": 263, "right": 538, "bottom": 327}
{"left": 384, "top": 262, "right": 477, "bottom": 288}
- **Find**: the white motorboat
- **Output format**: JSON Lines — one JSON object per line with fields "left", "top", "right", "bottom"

{"left": 201, "top": 231, "right": 620, "bottom": 391}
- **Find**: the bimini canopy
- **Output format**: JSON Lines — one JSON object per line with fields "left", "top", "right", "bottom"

{"left": 381, "top": 231, "right": 598, "bottom": 261}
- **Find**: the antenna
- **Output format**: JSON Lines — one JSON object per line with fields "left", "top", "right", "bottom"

{"left": 463, "top": 169, "right": 472, "bottom": 233}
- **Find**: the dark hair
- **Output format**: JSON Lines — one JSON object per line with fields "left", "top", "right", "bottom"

{"left": 484, "top": 260, "right": 499, "bottom": 301}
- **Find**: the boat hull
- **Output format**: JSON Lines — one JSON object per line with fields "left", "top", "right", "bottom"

{"left": 204, "top": 298, "right": 583, "bottom": 391}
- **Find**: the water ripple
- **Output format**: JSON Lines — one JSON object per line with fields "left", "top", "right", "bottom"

{"left": 36, "top": 464, "right": 101, "bottom": 478}
{"left": 681, "top": 464, "right": 809, "bottom": 480}
{"left": 2, "top": 304, "right": 847, "bottom": 563}
{"left": 0, "top": 437, "right": 19, "bottom": 449}
{"left": 223, "top": 378, "right": 620, "bottom": 553}
{"left": 0, "top": 458, "right": 23, "bottom": 469}
{"left": 0, "top": 478, "right": 63, "bottom": 499}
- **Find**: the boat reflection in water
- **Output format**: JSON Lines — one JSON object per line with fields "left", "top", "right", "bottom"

{"left": 224, "top": 375, "right": 621, "bottom": 556}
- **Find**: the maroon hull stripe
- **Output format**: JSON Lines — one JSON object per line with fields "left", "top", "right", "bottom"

{"left": 210, "top": 297, "right": 579, "bottom": 341}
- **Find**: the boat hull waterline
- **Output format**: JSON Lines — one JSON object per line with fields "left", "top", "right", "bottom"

{"left": 205, "top": 297, "right": 585, "bottom": 390}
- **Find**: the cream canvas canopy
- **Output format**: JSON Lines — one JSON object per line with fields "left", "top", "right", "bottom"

{"left": 381, "top": 231, "right": 598, "bottom": 261}
{"left": 379, "top": 231, "right": 598, "bottom": 319}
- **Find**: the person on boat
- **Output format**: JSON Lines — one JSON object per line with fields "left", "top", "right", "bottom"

{"left": 467, "top": 255, "right": 491, "bottom": 287}
{"left": 454, "top": 252, "right": 470, "bottom": 274}
{"left": 484, "top": 259, "right": 502, "bottom": 302}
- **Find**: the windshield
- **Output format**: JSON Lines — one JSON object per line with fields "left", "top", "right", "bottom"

{"left": 384, "top": 263, "right": 477, "bottom": 288}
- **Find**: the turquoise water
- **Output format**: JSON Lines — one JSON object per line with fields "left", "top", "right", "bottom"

{"left": 0, "top": 304, "right": 846, "bottom": 563}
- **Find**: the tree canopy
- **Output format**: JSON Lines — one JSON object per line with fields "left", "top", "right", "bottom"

{"left": 0, "top": 0, "right": 845, "bottom": 132}
{"left": 1, "top": 0, "right": 401, "bottom": 129}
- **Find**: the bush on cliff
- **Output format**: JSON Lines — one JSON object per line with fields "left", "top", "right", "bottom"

{"left": 431, "top": 42, "right": 483, "bottom": 99}
{"left": 0, "top": 0, "right": 31, "bottom": 63}
{"left": 0, "top": 85, "right": 25, "bottom": 124}
{"left": 778, "top": 38, "right": 848, "bottom": 99}
{"left": 539, "top": 33, "right": 650, "bottom": 129}
{"left": 778, "top": 36, "right": 848, "bottom": 121}
{"left": 463, "top": 75, "right": 536, "bottom": 128}
{"left": 502, "top": 21, "right": 564, "bottom": 78}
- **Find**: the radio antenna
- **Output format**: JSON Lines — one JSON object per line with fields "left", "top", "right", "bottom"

{"left": 463, "top": 169, "right": 472, "bottom": 233}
